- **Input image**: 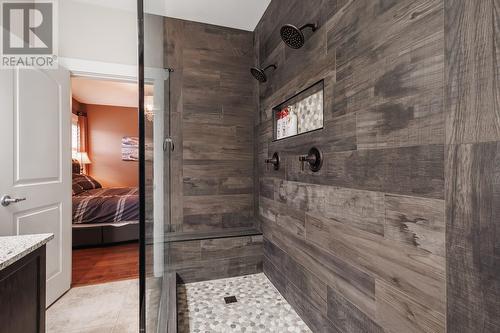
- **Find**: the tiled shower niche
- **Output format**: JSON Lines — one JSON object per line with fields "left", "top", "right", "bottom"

{"left": 273, "top": 80, "right": 324, "bottom": 140}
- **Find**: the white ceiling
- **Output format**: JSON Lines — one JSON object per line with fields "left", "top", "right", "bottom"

{"left": 71, "top": 0, "right": 270, "bottom": 31}
{"left": 72, "top": 77, "right": 153, "bottom": 108}
{"left": 148, "top": 0, "right": 271, "bottom": 31}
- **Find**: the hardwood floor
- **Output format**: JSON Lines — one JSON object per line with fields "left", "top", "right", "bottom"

{"left": 72, "top": 242, "right": 139, "bottom": 287}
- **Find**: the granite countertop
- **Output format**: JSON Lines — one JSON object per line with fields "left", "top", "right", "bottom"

{"left": 0, "top": 233, "right": 53, "bottom": 270}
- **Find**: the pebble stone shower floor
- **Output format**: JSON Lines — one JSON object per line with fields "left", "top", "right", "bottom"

{"left": 177, "top": 273, "right": 312, "bottom": 333}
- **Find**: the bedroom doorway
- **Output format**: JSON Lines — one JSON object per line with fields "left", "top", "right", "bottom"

{"left": 69, "top": 76, "right": 146, "bottom": 286}
{"left": 46, "top": 54, "right": 169, "bottom": 331}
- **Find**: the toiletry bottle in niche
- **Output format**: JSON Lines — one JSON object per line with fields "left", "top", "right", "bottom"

{"left": 277, "top": 108, "right": 288, "bottom": 139}
{"left": 276, "top": 110, "right": 283, "bottom": 139}
{"left": 287, "top": 105, "right": 298, "bottom": 137}
{"left": 281, "top": 107, "right": 289, "bottom": 138}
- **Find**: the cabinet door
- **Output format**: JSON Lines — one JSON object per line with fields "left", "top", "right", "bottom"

{"left": 0, "top": 247, "right": 46, "bottom": 333}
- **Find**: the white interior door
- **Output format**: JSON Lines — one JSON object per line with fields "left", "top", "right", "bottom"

{"left": 0, "top": 67, "right": 72, "bottom": 306}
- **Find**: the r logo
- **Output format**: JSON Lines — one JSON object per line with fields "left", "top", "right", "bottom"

{"left": 2, "top": 2, "right": 53, "bottom": 55}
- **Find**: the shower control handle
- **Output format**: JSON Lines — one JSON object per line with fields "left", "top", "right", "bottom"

{"left": 299, "top": 147, "right": 323, "bottom": 173}
{"left": 265, "top": 152, "right": 280, "bottom": 171}
{"left": 299, "top": 154, "right": 317, "bottom": 171}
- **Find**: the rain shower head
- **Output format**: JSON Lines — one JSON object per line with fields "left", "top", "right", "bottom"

{"left": 250, "top": 64, "right": 277, "bottom": 83}
{"left": 280, "top": 23, "right": 318, "bottom": 49}
{"left": 250, "top": 67, "right": 267, "bottom": 82}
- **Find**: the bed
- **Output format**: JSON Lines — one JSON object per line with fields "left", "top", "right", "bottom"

{"left": 72, "top": 160, "right": 139, "bottom": 247}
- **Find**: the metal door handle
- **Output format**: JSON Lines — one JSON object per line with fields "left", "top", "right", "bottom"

{"left": 163, "top": 137, "right": 174, "bottom": 152}
{"left": 1, "top": 195, "right": 26, "bottom": 207}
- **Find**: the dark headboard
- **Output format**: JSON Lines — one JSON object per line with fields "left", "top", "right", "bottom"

{"left": 72, "top": 159, "right": 81, "bottom": 174}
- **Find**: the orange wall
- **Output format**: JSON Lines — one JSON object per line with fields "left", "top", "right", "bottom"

{"left": 86, "top": 104, "right": 138, "bottom": 188}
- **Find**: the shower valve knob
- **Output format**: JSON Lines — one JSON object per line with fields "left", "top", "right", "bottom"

{"left": 299, "top": 147, "right": 323, "bottom": 173}
{"left": 265, "top": 152, "right": 280, "bottom": 171}
{"left": 299, "top": 154, "right": 316, "bottom": 171}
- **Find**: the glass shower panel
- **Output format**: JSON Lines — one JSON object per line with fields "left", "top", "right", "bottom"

{"left": 140, "top": 6, "right": 172, "bottom": 332}
{"left": 143, "top": 72, "right": 171, "bottom": 332}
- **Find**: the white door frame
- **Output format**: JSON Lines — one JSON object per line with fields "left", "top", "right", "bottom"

{"left": 60, "top": 57, "right": 169, "bottom": 278}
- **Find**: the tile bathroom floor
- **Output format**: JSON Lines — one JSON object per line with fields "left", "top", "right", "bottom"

{"left": 47, "top": 279, "right": 139, "bottom": 333}
{"left": 177, "top": 273, "right": 312, "bottom": 333}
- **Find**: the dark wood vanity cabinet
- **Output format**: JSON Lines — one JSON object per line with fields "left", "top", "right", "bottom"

{"left": 0, "top": 246, "right": 46, "bottom": 333}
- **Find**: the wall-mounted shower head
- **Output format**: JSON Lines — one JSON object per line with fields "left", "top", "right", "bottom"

{"left": 250, "top": 64, "right": 277, "bottom": 83}
{"left": 280, "top": 23, "right": 318, "bottom": 49}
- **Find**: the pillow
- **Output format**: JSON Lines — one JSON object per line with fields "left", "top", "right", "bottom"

{"left": 72, "top": 173, "right": 102, "bottom": 191}
{"left": 72, "top": 182, "right": 85, "bottom": 196}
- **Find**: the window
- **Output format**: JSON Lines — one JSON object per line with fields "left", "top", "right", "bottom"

{"left": 72, "top": 114, "right": 79, "bottom": 159}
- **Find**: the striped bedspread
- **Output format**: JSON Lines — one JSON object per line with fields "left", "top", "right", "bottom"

{"left": 72, "top": 187, "right": 139, "bottom": 225}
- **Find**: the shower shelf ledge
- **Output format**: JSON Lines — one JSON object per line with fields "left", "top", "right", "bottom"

{"left": 165, "top": 227, "right": 262, "bottom": 243}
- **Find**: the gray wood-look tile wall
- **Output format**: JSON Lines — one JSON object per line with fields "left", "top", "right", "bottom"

{"left": 159, "top": 0, "right": 499, "bottom": 330}
{"left": 162, "top": 18, "right": 264, "bottom": 284}
{"left": 164, "top": 18, "right": 257, "bottom": 232}
{"left": 169, "top": 235, "right": 264, "bottom": 283}
{"left": 255, "top": 0, "right": 447, "bottom": 332}
{"left": 445, "top": 0, "right": 500, "bottom": 331}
